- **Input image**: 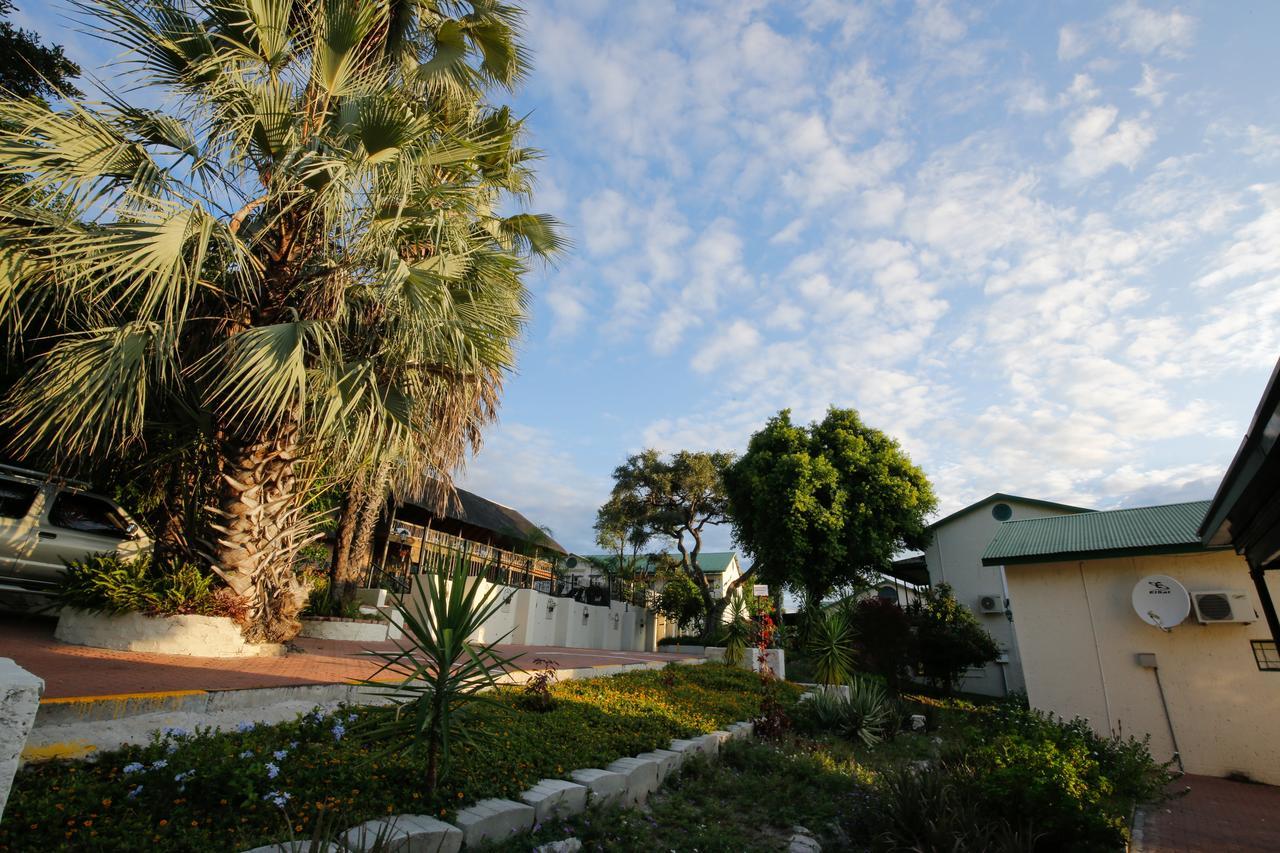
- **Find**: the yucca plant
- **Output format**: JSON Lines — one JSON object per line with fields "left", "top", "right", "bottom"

{"left": 842, "top": 673, "right": 892, "bottom": 746}
{"left": 358, "top": 550, "right": 518, "bottom": 793}
{"left": 721, "top": 588, "right": 751, "bottom": 666}
{"left": 0, "top": 0, "right": 562, "bottom": 642}
{"left": 807, "top": 607, "right": 858, "bottom": 686}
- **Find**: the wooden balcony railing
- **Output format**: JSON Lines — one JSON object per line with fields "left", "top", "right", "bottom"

{"left": 371, "top": 523, "right": 556, "bottom": 590}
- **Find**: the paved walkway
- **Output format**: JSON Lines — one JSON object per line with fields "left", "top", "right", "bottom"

{"left": 1136, "top": 774, "right": 1280, "bottom": 852}
{"left": 0, "top": 615, "right": 695, "bottom": 700}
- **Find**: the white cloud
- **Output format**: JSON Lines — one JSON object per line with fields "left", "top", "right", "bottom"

{"left": 1132, "top": 64, "right": 1170, "bottom": 105}
{"left": 692, "top": 319, "right": 762, "bottom": 374}
{"left": 1063, "top": 105, "right": 1156, "bottom": 179}
{"left": 1106, "top": 1, "right": 1196, "bottom": 57}
{"left": 1057, "top": 24, "right": 1089, "bottom": 61}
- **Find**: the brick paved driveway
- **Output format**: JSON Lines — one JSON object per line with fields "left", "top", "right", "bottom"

{"left": 1136, "top": 774, "right": 1280, "bottom": 852}
{"left": 0, "top": 614, "right": 696, "bottom": 699}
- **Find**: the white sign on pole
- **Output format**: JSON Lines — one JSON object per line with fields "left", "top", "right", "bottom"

{"left": 752, "top": 584, "right": 769, "bottom": 597}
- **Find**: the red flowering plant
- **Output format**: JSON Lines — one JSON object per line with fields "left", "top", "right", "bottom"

{"left": 751, "top": 602, "right": 790, "bottom": 739}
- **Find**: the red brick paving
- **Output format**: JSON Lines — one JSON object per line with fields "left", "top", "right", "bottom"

{"left": 0, "top": 615, "right": 696, "bottom": 699}
{"left": 1138, "top": 774, "right": 1280, "bottom": 852}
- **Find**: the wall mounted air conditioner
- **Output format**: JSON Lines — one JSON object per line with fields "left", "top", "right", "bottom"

{"left": 1191, "top": 591, "right": 1255, "bottom": 624}
{"left": 977, "top": 593, "right": 1005, "bottom": 614}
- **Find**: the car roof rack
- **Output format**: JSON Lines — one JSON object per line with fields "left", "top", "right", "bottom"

{"left": 0, "top": 463, "right": 91, "bottom": 489}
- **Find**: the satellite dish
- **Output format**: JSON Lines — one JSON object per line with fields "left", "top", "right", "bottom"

{"left": 1131, "top": 575, "right": 1191, "bottom": 630}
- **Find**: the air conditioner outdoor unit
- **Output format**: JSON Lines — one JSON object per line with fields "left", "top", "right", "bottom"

{"left": 977, "top": 594, "right": 1004, "bottom": 614}
{"left": 1191, "top": 591, "right": 1255, "bottom": 624}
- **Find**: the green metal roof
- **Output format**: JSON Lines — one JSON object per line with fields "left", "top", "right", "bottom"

{"left": 575, "top": 552, "right": 738, "bottom": 575}
{"left": 981, "top": 500, "right": 1218, "bottom": 566}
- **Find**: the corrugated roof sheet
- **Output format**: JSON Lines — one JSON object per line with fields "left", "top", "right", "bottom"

{"left": 981, "top": 500, "right": 1215, "bottom": 565}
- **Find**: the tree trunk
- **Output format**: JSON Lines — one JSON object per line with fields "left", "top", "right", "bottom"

{"left": 349, "top": 461, "right": 393, "bottom": 579}
{"left": 330, "top": 489, "right": 358, "bottom": 589}
{"left": 210, "top": 425, "right": 310, "bottom": 643}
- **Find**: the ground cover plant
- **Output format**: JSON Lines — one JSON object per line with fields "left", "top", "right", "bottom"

{"left": 0, "top": 664, "right": 793, "bottom": 852}
{"left": 487, "top": 739, "right": 879, "bottom": 853}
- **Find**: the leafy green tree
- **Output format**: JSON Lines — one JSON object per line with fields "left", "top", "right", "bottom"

{"left": 655, "top": 569, "right": 706, "bottom": 634}
{"left": 0, "top": 0, "right": 560, "bottom": 641}
{"left": 600, "top": 449, "right": 738, "bottom": 627}
{"left": 0, "top": 1, "right": 80, "bottom": 101}
{"left": 908, "top": 583, "right": 1001, "bottom": 694}
{"left": 724, "top": 407, "right": 936, "bottom": 605}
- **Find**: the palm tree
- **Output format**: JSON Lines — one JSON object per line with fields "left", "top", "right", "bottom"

{"left": 0, "top": 0, "right": 561, "bottom": 641}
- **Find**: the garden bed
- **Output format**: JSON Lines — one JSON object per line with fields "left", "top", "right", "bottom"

{"left": 53, "top": 608, "right": 284, "bottom": 658}
{"left": 0, "top": 663, "right": 795, "bottom": 852}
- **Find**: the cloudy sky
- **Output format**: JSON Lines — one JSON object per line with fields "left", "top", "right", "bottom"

{"left": 20, "top": 1, "right": 1280, "bottom": 554}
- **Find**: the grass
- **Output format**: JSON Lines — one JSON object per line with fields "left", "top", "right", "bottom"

{"left": 0, "top": 663, "right": 799, "bottom": 853}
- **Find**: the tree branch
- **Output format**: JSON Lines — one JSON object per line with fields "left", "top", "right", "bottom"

{"left": 228, "top": 195, "right": 269, "bottom": 235}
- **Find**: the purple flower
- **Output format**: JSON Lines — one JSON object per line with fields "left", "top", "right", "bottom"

{"left": 239, "top": 750, "right": 254, "bottom": 759}
{"left": 127, "top": 785, "right": 143, "bottom": 799}
{"left": 266, "top": 762, "right": 280, "bottom": 779}
{"left": 150, "top": 759, "right": 168, "bottom": 770}
{"left": 263, "top": 790, "right": 291, "bottom": 808}
{"left": 236, "top": 721, "right": 256, "bottom": 733}
{"left": 273, "top": 749, "right": 288, "bottom": 761}
{"left": 331, "top": 722, "right": 346, "bottom": 741}
{"left": 122, "top": 762, "right": 144, "bottom": 775}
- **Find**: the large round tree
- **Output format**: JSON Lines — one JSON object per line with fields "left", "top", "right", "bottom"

{"left": 724, "top": 407, "right": 936, "bottom": 605}
{"left": 0, "top": 0, "right": 560, "bottom": 641}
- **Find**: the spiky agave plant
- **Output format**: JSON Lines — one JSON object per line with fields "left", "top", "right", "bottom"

{"left": 358, "top": 550, "right": 520, "bottom": 793}
{"left": 0, "top": 0, "right": 562, "bottom": 641}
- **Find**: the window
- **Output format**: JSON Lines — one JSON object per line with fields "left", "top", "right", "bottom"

{"left": 49, "top": 492, "right": 131, "bottom": 538}
{"left": 0, "top": 479, "right": 38, "bottom": 519}
{"left": 877, "top": 586, "right": 900, "bottom": 603}
{"left": 991, "top": 502, "right": 1013, "bottom": 521}
{"left": 1252, "top": 640, "right": 1280, "bottom": 672}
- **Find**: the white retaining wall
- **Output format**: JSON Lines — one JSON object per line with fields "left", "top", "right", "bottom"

{"left": 0, "top": 659, "right": 43, "bottom": 822}
{"left": 55, "top": 609, "right": 285, "bottom": 657}
{"left": 403, "top": 578, "right": 659, "bottom": 652}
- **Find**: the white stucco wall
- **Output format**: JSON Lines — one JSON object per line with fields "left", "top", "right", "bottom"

{"left": 1005, "top": 549, "right": 1280, "bottom": 784}
{"left": 404, "top": 580, "right": 656, "bottom": 652}
{"left": 925, "top": 498, "right": 1085, "bottom": 696}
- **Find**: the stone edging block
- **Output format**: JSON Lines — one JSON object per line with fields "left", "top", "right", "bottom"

{"left": 605, "top": 756, "right": 661, "bottom": 805}
{"left": 454, "top": 797, "right": 535, "bottom": 847}
{"left": 520, "top": 778, "right": 588, "bottom": 822}
{"left": 339, "top": 814, "right": 462, "bottom": 853}
{"left": 568, "top": 768, "right": 627, "bottom": 805}
{"left": 636, "top": 748, "right": 681, "bottom": 782}
{"left": 0, "top": 658, "right": 43, "bottom": 823}
{"left": 667, "top": 737, "right": 701, "bottom": 756}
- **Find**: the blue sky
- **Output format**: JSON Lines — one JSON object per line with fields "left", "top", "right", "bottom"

{"left": 17, "top": 1, "right": 1280, "bottom": 555}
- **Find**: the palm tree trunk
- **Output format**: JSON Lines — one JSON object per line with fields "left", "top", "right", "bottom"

{"left": 211, "top": 425, "right": 309, "bottom": 643}
{"left": 348, "top": 461, "right": 393, "bottom": 581}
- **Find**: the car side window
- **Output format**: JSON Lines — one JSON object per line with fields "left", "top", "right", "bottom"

{"left": 49, "top": 492, "right": 130, "bottom": 538}
{"left": 0, "top": 480, "right": 38, "bottom": 519}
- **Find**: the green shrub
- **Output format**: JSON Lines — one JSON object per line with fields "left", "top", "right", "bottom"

{"left": 303, "top": 574, "right": 364, "bottom": 619}
{"left": 873, "top": 762, "right": 1038, "bottom": 853}
{"left": 54, "top": 553, "right": 238, "bottom": 618}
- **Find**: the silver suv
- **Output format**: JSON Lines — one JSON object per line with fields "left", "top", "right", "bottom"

{"left": 0, "top": 464, "right": 152, "bottom": 597}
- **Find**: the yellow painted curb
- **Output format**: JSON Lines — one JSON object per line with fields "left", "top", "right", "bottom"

{"left": 41, "top": 689, "right": 207, "bottom": 705}
{"left": 22, "top": 741, "right": 98, "bottom": 762}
